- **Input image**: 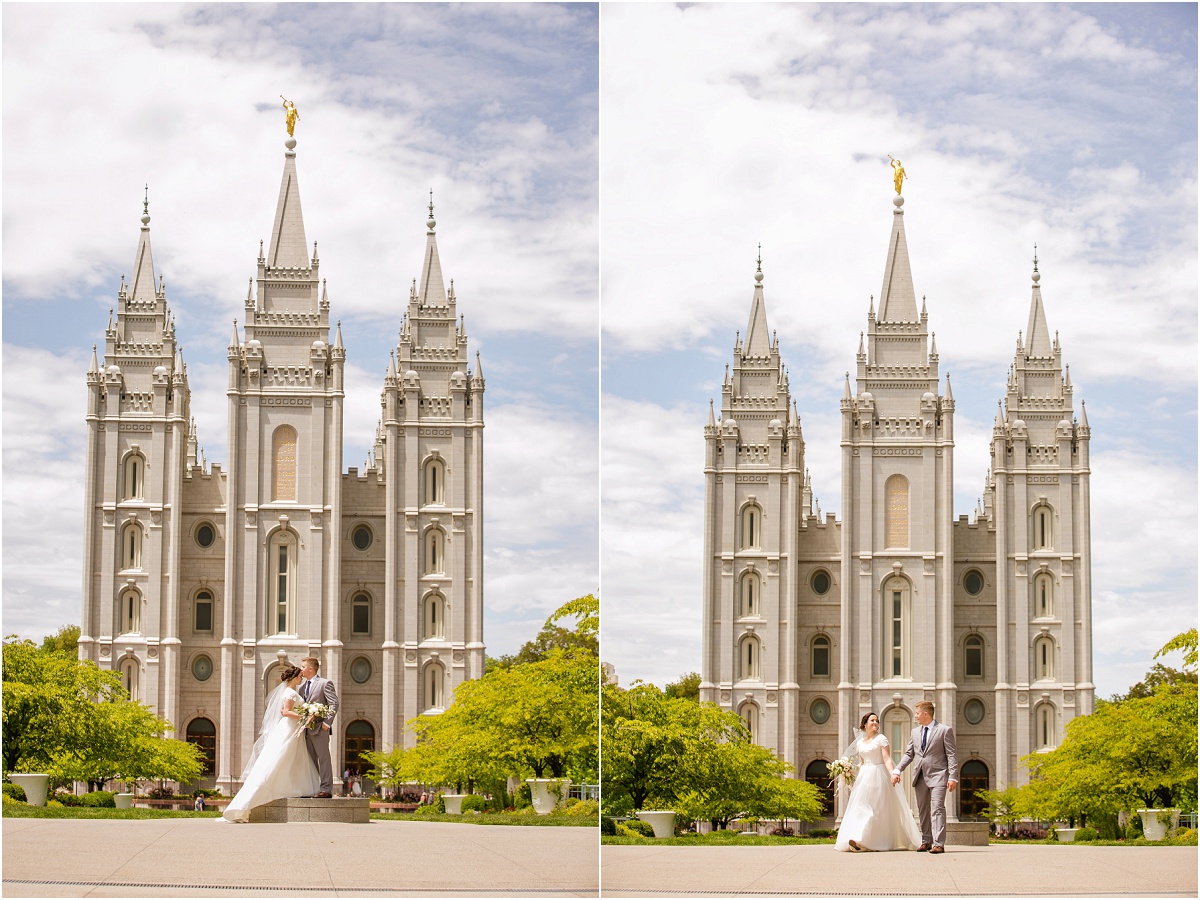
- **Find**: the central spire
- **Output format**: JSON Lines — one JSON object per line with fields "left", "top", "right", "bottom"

{"left": 877, "top": 194, "right": 919, "bottom": 322}
{"left": 129, "top": 186, "right": 158, "bottom": 304}
{"left": 267, "top": 139, "right": 309, "bottom": 269}
{"left": 418, "top": 189, "right": 447, "bottom": 306}
{"left": 1025, "top": 245, "right": 1053, "bottom": 357}
{"left": 743, "top": 244, "right": 771, "bottom": 357}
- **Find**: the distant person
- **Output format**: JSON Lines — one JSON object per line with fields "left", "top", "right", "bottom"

{"left": 194, "top": 795, "right": 206, "bottom": 811}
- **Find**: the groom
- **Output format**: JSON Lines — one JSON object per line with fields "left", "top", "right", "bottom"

{"left": 299, "top": 656, "right": 339, "bottom": 798}
{"left": 891, "top": 700, "right": 958, "bottom": 854}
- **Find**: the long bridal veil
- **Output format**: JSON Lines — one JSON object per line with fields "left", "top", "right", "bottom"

{"left": 241, "top": 681, "right": 291, "bottom": 779}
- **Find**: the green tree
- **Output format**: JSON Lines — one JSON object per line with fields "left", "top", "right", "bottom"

{"left": 601, "top": 681, "right": 694, "bottom": 815}
{"left": 664, "top": 672, "right": 700, "bottom": 702}
{"left": 40, "top": 624, "right": 81, "bottom": 656}
{"left": 488, "top": 594, "right": 599, "bottom": 671}
{"left": 751, "top": 776, "right": 824, "bottom": 833}
{"left": 976, "top": 785, "right": 1023, "bottom": 833}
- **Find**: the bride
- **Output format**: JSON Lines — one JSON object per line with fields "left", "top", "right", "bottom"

{"left": 221, "top": 665, "right": 320, "bottom": 823}
{"left": 835, "top": 712, "right": 922, "bottom": 852}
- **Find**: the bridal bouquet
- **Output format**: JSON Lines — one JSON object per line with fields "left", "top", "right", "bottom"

{"left": 828, "top": 756, "right": 856, "bottom": 787}
{"left": 294, "top": 701, "right": 331, "bottom": 730}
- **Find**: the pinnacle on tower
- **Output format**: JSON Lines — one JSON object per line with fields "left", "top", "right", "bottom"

{"left": 129, "top": 190, "right": 158, "bottom": 304}
{"left": 877, "top": 193, "right": 919, "bottom": 322}
{"left": 266, "top": 141, "right": 309, "bottom": 269}
{"left": 1025, "top": 248, "right": 1053, "bottom": 358}
{"left": 418, "top": 191, "right": 448, "bottom": 305}
{"left": 743, "top": 247, "right": 771, "bottom": 357}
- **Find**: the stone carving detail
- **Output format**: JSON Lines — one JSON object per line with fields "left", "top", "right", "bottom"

{"left": 418, "top": 428, "right": 452, "bottom": 437}
{"left": 768, "top": 560, "right": 779, "bottom": 574}
{"left": 261, "top": 396, "right": 312, "bottom": 406}
{"left": 1062, "top": 560, "right": 1073, "bottom": 573}
{"left": 722, "top": 561, "right": 733, "bottom": 573}
{"left": 405, "top": 651, "right": 418, "bottom": 663}
{"left": 453, "top": 650, "right": 464, "bottom": 662}
{"left": 147, "top": 647, "right": 158, "bottom": 659}
{"left": 860, "top": 561, "right": 871, "bottom": 573}
{"left": 406, "top": 517, "right": 418, "bottom": 529}
{"left": 453, "top": 516, "right": 465, "bottom": 530}
{"left": 244, "top": 648, "right": 255, "bottom": 660}
{"left": 720, "top": 690, "right": 731, "bottom": 702}
{"left": 874, "top": 447, "right": 923, "bottom": 456}
{"left": 923, "top": 559, "right": 934, "bottom": 573}
{"left": 736, "top": 474, "right": 769, "bottom": 483}
{"left": 860, "top": 691, "right": 871, "bottom": 704}
{"left": 100, "top": 646, "right": 111, "bottom": 658}
{"left": 246, "top": 512, "right": 257, "bottom": 527}
{"left": 766, "top": 692, "right": 777, "bottom": 703}
{"left": 1017, "top": 691, "right": 1029, "bottom": 705}
{"left": 104, "top": 511, "right": 115, "bottom": 525}
{"left": 1028, "top": 475, "right": 1060, "bottom": 484}
{"left": 119, "top": 423, "right": 153, "bottom": 432}
{"left": 1016, "top": 561, "right": 1027, "bottom": 575}
{"left": 1063, "top": 691, "right": 1075, "bottom": 704}
{"left": 151, "top": 511, "right": 162, "bottom": 525}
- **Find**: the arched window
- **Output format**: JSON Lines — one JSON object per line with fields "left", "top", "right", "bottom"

{"left": 424, "top": 594, "right": 445, "bottom": 639}
{"left": 805, "top": 760, "right": 834, "bottom": 819}
{"left": 269, "top": 531, "right": 297, "bottom": 635}
{"left": 964, "top": 634, "right": 984, "bottom": 678}
{"left": 883, "top": 707, "right": 912, "bottom": 768}
{"left": 959, "top": 760, "right": 990, "bottom": 819}
{"left": 883, "top": 576, "right": 910, "bottom": 678}
{"left": 120, "top": 657, "right": 140, "bottom": 702}
{"left": 123, "top": 453, "right": 145, "bottom": 500}
{"left": 424, "top": 457, "right": 446, "bottom": 506}
{"left": 344, "top": 720, "right": 375, "bottom": 780}
{"left": 1035, "top": 703, "right": 1056, "bottom": 750}
{"left": 740, "top": 503, "right": 762, "bottom": 550}
{"left": 186, "top": 718, "right": 217, "bottom": 777}
{"left": 885, "top": 474, "right": 909, "bottom": 548}
{"left": 811, "top": 634, "right": 831, "bottom": 678}
{"left": 194, "top": 590, "right": 213, "bottom": 633}
{"left": 272, "top": 425, "right": 298, "bottom": 502}
{"left": 739, "top": 703, "right": 758, "bottom": 743}
{"left": 351, "top": 592, "right": 371, "bottom": 636}
{"left": 424, "top": 663, "right": 445, "bottom": 711}
{"left": 1034, "top": 573, "right": 1054, "bottom": 618}
{"left": 425, "top": 529, "right": 445, "bottom": 575}
{"left": 1032, "top": 504, "right": 1053, "bottom": 550}
{"left": 739, "top": 571, "right": 758, "bottom": 617}
{"left": 120, "top": 588, "right": 141, "bottom": 634}
{"left": 739, "top": 636, "right": 761, "bottom": 681}
{"left": 121, "top": 522, "right": 142, "bottom": 570}
{"left": 1034, "top": 636, "right": 1055, "bottom": 681}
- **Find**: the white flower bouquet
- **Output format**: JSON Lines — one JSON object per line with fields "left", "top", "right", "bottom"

{"left": 295, "top": 701, "right": 331, "bottom": 730}
{"left": 828, "top": 756, "right": 856, "bottom": 787}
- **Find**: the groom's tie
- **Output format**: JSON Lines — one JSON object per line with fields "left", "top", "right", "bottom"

{"left": 302, "top": 680, "right": 311, "bottom": 700}
{"left": 921, "top": 725, "right": 928, "bottom": 753}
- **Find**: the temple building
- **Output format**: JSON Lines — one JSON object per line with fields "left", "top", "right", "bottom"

{"left": 80, "top": 133, "right": 486, "bottom": 793}
{"left": 700, "top": 190, "right": 1093, "bottom": 822}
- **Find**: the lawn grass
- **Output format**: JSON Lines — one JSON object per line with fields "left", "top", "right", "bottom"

{"left": 603, "top": 830, "right": 835, "bottom": 846}
{"left": 372, "top": 811, "right": 597, "bottom": 827}
{"left": 3, "top": 804, "right": 595, "bottom": 826}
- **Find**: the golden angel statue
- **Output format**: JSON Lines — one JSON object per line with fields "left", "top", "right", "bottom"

{"left": 888, "top": 155, "right": 906, "bottom": 194}
{"left": 281, "top": 96, "right": 300, "bottom": 137}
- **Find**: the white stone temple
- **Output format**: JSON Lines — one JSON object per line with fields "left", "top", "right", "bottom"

{"left": 80, "top": 135, "right": 486, "bottom": 792}
{"left": 700, "top": 192, "right": 1093, "bottom": 821}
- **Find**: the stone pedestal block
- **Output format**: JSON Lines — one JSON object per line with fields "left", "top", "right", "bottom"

{"left": 248, "top": 797, "right": 371, "bottom": 824}
{"left": 946, "top": 821, "right": 989, "bottom": 846}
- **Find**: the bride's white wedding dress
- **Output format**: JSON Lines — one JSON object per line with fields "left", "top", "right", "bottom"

{"left": 221, "top": 685, "right": 320, "bottom": 823}
{"left": 835, "top": 734, "right": 922, "bottom": 851}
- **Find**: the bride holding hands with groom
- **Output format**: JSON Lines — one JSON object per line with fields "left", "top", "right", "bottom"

{"left": 222, "top": 657, "right": 339, "bottom": 823}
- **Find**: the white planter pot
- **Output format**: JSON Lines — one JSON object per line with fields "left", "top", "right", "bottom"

{"left": 1137, "top": 808, "right": 1179, "bottom": 841}
{"left": 443, "top": 794, "right": 466, "bottom": 815}
{"left": 526, "top": 778, "right": 570, "bottom": 815}
{"left": 114, "top": 792, "right": 135, "bottom": 809}
{"left": 1056, "top": 827, "right": 1079, "bottom": 842}
{"left": 636, "top": 810, "right": 677, "bottom": 838}
{"left": 8, "top": 774, "right": 50, "bottom": 807}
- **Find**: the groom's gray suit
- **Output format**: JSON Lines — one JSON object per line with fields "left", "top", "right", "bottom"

{"left": 895, "top": 719, "right": 958, "bottom": 848}
{"left": 300, "top": 674, "right": 339, "bottom": 795}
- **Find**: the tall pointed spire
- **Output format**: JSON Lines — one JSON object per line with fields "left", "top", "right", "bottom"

{"left": 418, "top": 190, "right": 447, "bottom": 305}
{"left": 129, "top": 186, "right": 158, "bottom": 303}
{"left": 877, "top": 195, "right": 919, "bottom": 322}
{"left": 744, "top": 244, "right": 771, "bottom": 356}
{"left": 267, "top": 141, "right": 309, "bottom": 269}
{"left": 1025, "top": 245, "right": 1053, "bottom": 357}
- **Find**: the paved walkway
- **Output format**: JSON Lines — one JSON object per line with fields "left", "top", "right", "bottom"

{"left": 2, "top": 818, "right": 598, "bottom": 898}
{"left": 601, "top": 843, "right": 1197, "bottom": 897}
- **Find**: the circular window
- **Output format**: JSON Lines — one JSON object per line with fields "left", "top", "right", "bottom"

{"left": 964, "top": 570, "right": 984, "bottom": 596}
{"left": 964, "top": 698, "right": 985, "bottom": 725}
{"left": 195, "top": 522, "right": 216, "bottom": 549}
{"left": 192, "top": 655, "right": 213, "bottom": 682}
{"left": 351, "top": 525, "right": 373, "bottom": 551}
{"left": 810, "top": 698, "right": 830, "bottom": 725}
{"left": 811, "top": 570, "right": 831, "bottom": 595}
{"left": 350, "top": 657, "right": 372, "bottom": 684}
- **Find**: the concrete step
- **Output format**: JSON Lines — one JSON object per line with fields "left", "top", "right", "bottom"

{"left": 248, "top": 797, "right": 371, "bottom": 823}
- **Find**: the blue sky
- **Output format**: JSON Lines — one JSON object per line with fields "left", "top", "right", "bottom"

{"left": 2, "top": 2, "right": 599, "bottom": 657}
{"left": 600, "top": 2, "right": 1197, "bottom": 699}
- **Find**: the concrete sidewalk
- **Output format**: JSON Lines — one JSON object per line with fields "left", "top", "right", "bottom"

{"left": 601, "top": 843, "right": 1198, "bottom": 897}
{"left": 2, "top": 818, "right": 598, "bottom": 898}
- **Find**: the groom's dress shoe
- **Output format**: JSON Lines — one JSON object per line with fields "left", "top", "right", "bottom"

{"left": 315, "top": 791, "right": 333, "bottom": 798}
{"left": 917, "top": 843, "right": 931, "bottom": 852}
{"left": 929, "top": 845, "right": 944, "bottom": 854}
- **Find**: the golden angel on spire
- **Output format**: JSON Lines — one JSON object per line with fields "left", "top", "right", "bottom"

{"left": 281, "top": 96, "right": 300, "bottom": 137}
{"left": 888, "top": 155, "right": 906, "bottom": 194}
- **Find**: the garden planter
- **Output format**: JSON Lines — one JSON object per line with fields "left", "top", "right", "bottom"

{"left": 114, "top": 792, "right": 135, "bottom": 809}
{"left": 1137, "top": 808, "right": 1179, "bottom": 841}
{"left": 526, "top": 778, "right": 570, "bottom": 815}
{"left": 442, "top": 794, "right": 466, "bottom": 815}
{"left": 636, "top": 810, "right": 677, "bottom": 838}
{"left": 8, "top": 774, "right": 49, "bottom": 807}
{"left": 1056, "top": 827, "right": 1079, "bottom": 842}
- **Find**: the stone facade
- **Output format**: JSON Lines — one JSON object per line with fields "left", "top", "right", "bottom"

{"left": 700, "top": 193, "right": 1093, "bottom": 817}
{"left": 80, "top": 138, "right": 485, "bottom": 792}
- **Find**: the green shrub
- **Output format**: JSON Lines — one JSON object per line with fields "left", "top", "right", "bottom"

{"left": 414, "top": 802, "right": 441, "bottom": 816}
{"left": 460, "top": 794, "right": 487, "bottom": 814}
{"left": 45, "top": 799, "right": 64, "bottom": 808}
{"left": 807, "top": 828, "right": 837, "bottom": 838}
{"left": 1170, "top": 827, "right": 1196, "bottom": 844}
{"left": 614, "top": 823, "right": 643, "bottom": 838}
{"left": 601, "top": 816, "right": 617, "bottom": 836}
{"left": 555, "top": 799, "right": 599, "bottom": 817}
{"left": 2, "top": 794, "right": 25, "bottom": 807}
{"left": 1125, "top": 815, "right": 1144, "bottom": 841}
{"left": 80, "top": 791, "right": 116, "bottom": 808}
{"left": 514, "top": 783, "right": 533, "bottom": 808}
{"left": 624, "top": 818, "right": 656, "bottom": 837}
{"left": 55, "top": 792, "right": 83, "bottom": 807}
{"left": 2, "top": 783, "right": 27, "bottom": 803}
{"left": 1074, "top": 827, "right": 1099, "bottom": 842}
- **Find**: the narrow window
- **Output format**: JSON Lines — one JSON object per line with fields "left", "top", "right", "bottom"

{"left": 812, "top": 635, "right": 830, "bottom": 677}
{"left": 120, "top": 589, "right": 141, "bottom": 634}
{"left": 1035, "top": 636, "right": 1054, "bottom": 680}
{"left": 121, "top": 658, "right": 139, "bottom": 702}
{"left": 740, "top": 572, "right": 758, "bottom": 617}
{"left": 1037, "top": 704, "right": 1055, "bottom": 749}
{"left": 425, "top": 530, "right": 445, "bottom": 574}
{"left": 740, "top": 504, "right": 762, "bottom": 550}
{"left": 124, "top": 453, "right": 145, "bottom": 500}
{"left": 884, "top": 576, "right": 909, "bottom": 678}
{"left": 425, "top": 664, "right": 445, "bottom": 710}
{"left": 1033, "top": 504, "right": 1053, "bottom": 550}
{"left": 965, "top": 635, "right": 984, "bottom": 678}
{"left": 352, "top": 592, "right": 371, "bottom": 635}
{"left": 272, "top": 425, "right": 298, "bottom": 502}
{"left": 194, "top": 590, "right": 213, "bottom": 633}
{"left": 740, "top": 704, "right": 758, "bottom": 742}
{"left": 269, "top": 532, "right": 296, "bottom": 634}
{"left": 741, "top": 637, "right": 760, "bottom": 680}
{"left": 122, "top": 523, "right": 142, "bottom": 570}
{"left": 424, "top": 458, "right": 446, "bottom": 506}
{"left": 885, "top": 474, "right": 909, "bottom": 548}
{"left": 1035, "top": 573, "right": 1053, "bottom": 617}
{"left": 424, "top": 594, "right": 445, "bottom": 639}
